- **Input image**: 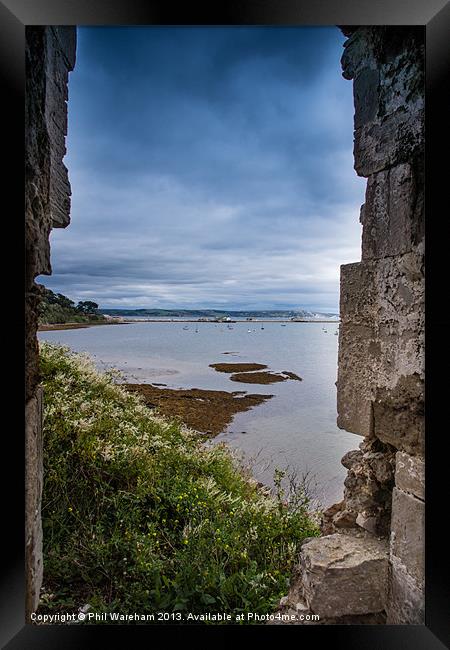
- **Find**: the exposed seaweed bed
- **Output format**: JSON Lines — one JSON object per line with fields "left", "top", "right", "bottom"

{"left": 209, "top": 362, "right": 268, "bottom": 373}
{"left": 125, "top": 362, "right": 302, "bottom": 434}
{"left": 229, "top": 371, "right": 288, "bottom": 384}
{"left": 124, "top": 384, "right": 273, "bottom": 436}
{"left": 210, "top": 362, "right": 303, "bottom": 384}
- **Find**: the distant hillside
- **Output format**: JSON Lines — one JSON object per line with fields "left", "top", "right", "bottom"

{"left": 100, "top": 308, "right": 339, "bottom": 320}
{"left": 39, "top": 287, "right": 107, "bottom": 325}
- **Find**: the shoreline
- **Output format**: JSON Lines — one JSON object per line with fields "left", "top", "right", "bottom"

{"left": 38, "top": 319, "right": 340, "bottom": 331}
{"left": 38, "top": 321, "right": 130, "bottom": 331}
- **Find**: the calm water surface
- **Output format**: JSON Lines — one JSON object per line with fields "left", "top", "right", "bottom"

{"left": 38, "top": 321, "right": 359, "bottom": 506}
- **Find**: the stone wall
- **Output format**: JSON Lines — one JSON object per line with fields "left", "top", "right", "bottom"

{"left": 278, "top": 27, "right": 424, "bottom": 625}
{"left": 338, "top": 26, "right": 424, "bottom": 625}
{"left": 25, "top": 26, "right": 76, "bottom": 618}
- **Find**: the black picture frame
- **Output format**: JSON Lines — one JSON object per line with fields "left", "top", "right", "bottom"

{"left": 3, "top": 0, "right": 449, "bottom": 647}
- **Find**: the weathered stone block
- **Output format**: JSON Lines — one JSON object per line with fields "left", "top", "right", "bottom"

{"left": 354, "top": 67, "right": 380, "bottom": 128}
{"left": 361, "top": 163, "right": 422, "bottom": 260}
{"left": 374, "top": 252, "right": 424, "bottom": 392}
{"left": 45, "top": 28, "right": 76, "bottom": 229}
{"left": 352, "top": 31, "right": 424, "bottom": 177}
{"left": 341, "top": 27, "right": 379, "bottom": 81}
{"left": 337, "top": 253, "right": 423, "bottom": 442}
{"left": 337, "top": 262, "right": 377, "bottom": 436}
{"left": 390, "top": 487, "right": 424, "bottom": 586}
{"left": 386, "top": 556, "right": 424, "bottom": 624}
{"left": 300, "top": 533, "right": 389, "bottom": 617}
{"left": 25, "top": 388, "right": 44, "bottom": 617}
{"left": 339, "top": 261, "right": 376, "bottom": 326}
{"left": 373, "top": 374, "right": 424, "bottom": 455}
{"left": 395, "top": 451, "right": 424, "bottom": 500}
{"left": 337, "top": 322, "right": 375, "bottom": 437}
{"left": 354, "top": 106, "right": 423, "bottom": 177}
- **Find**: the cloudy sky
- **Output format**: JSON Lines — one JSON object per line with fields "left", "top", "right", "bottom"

{"left": 40, "top": 26, "right": 365, "bottom": 312}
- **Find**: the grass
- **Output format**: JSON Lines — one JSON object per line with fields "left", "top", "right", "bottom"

{"left": 38, "top": 342, "right": 320, "bottom": 624}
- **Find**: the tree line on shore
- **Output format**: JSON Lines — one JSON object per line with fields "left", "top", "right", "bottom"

{"left": 38, "top": 287, "right": 106, "bottom": 324}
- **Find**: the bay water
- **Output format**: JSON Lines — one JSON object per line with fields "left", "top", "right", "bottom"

{"left": 38, "top": 320, "right": 359, "bottom": 507}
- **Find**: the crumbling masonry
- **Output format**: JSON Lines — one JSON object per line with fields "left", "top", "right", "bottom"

{"left": 25, "top": 26, "right": 424, "bottom": 623}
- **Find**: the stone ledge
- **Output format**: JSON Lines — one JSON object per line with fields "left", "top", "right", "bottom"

{"left": 298, "top": 533, "right": 389, "bottom": 618}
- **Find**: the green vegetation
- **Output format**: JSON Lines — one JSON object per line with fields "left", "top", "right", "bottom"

{"left": 38, "top": 287, "right": 106, "bottom": 324}
{"left": 39, "top": 343, "right": 320, "bottom": 623}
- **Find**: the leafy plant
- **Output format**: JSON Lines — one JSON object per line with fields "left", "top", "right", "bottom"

{"left": 38, "top": 343, "right": 320, "bottom": 623}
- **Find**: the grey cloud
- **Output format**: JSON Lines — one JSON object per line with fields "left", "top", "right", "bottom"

{"left": 41, "top": 26, "right": 365, "bottom": 312}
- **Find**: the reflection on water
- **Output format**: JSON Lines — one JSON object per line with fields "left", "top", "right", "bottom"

{"left": 38, "top": 321, "right": 358, "bottom": 507}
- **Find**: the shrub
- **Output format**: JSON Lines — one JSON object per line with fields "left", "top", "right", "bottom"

{"left": 38, "top": 343, "right": 320, "bottom": 623}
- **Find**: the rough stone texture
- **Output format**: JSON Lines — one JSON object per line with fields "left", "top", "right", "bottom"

{"left": 395, "top": 451, "right": 425, "bottom": 500}
{"left": 273, "top": 582, "right": 386, "bottom": 625}
{"left": 299, "top": 533, "right": 389, "bottom": 618}
{"left": 333, "top": 509, "right": 357, "bottom": 529}
{"left": 274, "top": 529, "right": 389, "bottom": 624}
{"left": 25, "top": 26, "right": 76, "bottom": 618}
{"left": 337, "top": 250, "right": 424, "bottom": 444}
{"left": 322, "top": 438, "right": 396, "bottom": 537}
{"left": 373, "top": 373, "right": 424, "bottom": 455}
{"left": 341, "top": 27, "right": 424, "bottom": 177}
{"left": 361, "top": 161, "right": 424, "bottom": 260}
{"left": 45, "top": 28, "right": 76, "bottom": 229}
{"left": 387, "top": 478, "right": 424, "bottom": 624}
{"left": 390, "top": 487, "right": 425, "bottom": 588}
{"left": 25, "top": 388, "right": 44, "bottom": 619}
{"left": 386, "top": 556, "right": 425, "bottom": 624}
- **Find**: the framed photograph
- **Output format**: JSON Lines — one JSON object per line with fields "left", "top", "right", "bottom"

{"left": 3, "top": 0, "right": 449, "bottom": 647}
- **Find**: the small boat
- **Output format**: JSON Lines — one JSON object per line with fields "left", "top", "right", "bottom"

{"left": 247, "top": 329, "right": 252, "bottom": 333}
{"left": 182, "top": 326, "right": 189, "bottom": 330}
{"left": 281, "top": 324, "right": 286, "bottom": 327}
{"left": 261, "top": 326, "right": 264, "bottom": 330}
{"left": 334, "top": 331, "right": 338, "bottom": 336}
{"left": 323, "top": 329, "right": 328, "bottom": 333}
